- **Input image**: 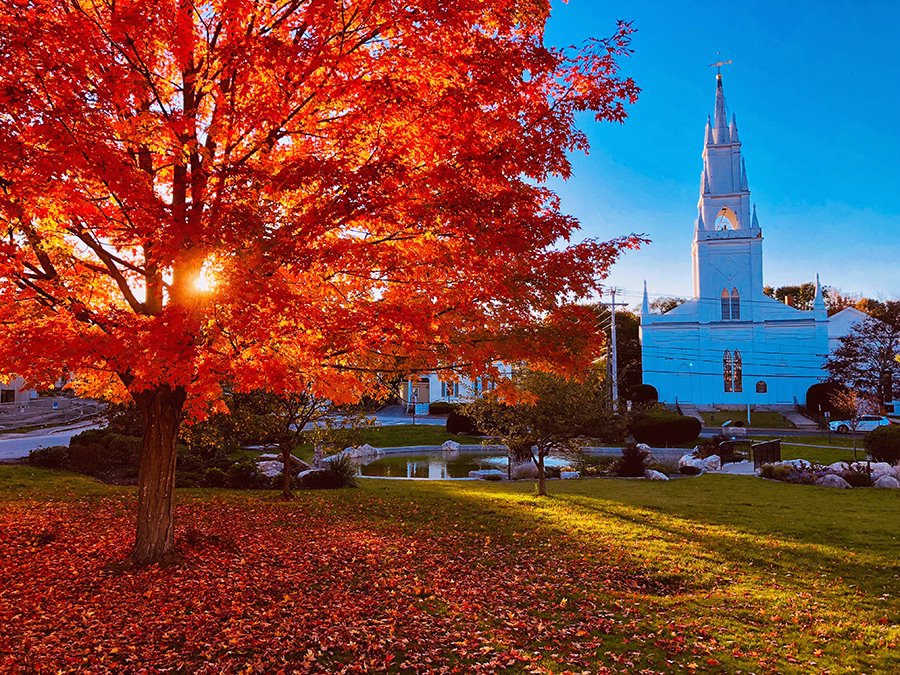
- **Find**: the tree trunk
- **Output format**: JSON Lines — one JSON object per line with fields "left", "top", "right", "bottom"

{"left": 537, "top": 453, "right": 547, "bottom": 497}
{"left": 131, "top": 385, "right": 186, "bottom": 566}
{"left": 281, "top": 441, "right": 293, "bottom": 500}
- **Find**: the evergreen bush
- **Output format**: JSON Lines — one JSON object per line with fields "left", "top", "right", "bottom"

{"left": 863, "top": 425, "right": 900, "bottom": 464}
{"left": 629, "top": 412, "right": 701, "bottom": 446}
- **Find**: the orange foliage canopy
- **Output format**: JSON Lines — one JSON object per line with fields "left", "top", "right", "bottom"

{"left": 0, "top": 0, "right": 641, "bottom": 416}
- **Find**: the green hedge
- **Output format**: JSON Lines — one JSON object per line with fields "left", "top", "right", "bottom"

{"left": 630, "top": 412, "right": 702, "bottom": 446}
{"left": 864, "top": 425, "right": 900, "bottom": 464}
{"left": 627, "top": 384, "right": 659, "bottom": 405}
{"left": 428, "top": 402, "right": 459, "bottom": 415}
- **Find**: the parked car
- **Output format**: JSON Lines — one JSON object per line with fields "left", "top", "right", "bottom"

{"left": 829, "top": 415, "right": 892, "bottom": 434}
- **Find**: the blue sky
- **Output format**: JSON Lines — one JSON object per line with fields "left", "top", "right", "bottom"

{"left": 543, "top": 0, "right": 900, "bottom": 308}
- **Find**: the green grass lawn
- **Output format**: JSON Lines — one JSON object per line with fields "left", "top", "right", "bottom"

{"left": 702, "top": 410, "right": 795, "bottom": 429}
{"left": 0, "top": 465, "right": 896, "bottom": 672}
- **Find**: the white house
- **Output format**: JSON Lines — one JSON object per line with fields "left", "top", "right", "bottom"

{"left": 400, "top": 365, "right": 513, "bottom": 411}
{"left": 826, "top": 306, "right": 868, "bottom": 353}
{"left": 640, "top": 73, "right": 829, "bottom": 406}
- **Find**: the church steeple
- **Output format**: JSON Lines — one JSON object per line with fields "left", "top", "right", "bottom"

{"left": 713, "top": 74, "right": 729, "bottom": 143}
{"left": 692, "top": 70, "right": 764, "bottom": 312}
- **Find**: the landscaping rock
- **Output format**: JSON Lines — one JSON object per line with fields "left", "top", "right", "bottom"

{"left": 783, "top": 459, "right": 812, "bottom": 470}
{"left": 679, "top": 453, "right": 703, "bottom": 471}
{"left": 636, "top": 443, "right": 655, "bottom": 462}
{"left": 644, "top": 469, "right": 669, "bottom": 481}
{"left": 873, "top": 475, "right": 900, "bottom": 489}
{"left": 257, "top": 453, "right": 313, "bottom": 470}
{"left": 816, "top": 474, "right": 851, "bottom": 489}
{"left": 828, "top": 461, "right": 849, "bottom": 473}
{"left": 678, "top": 453, "right": 720, "bottom": 472}
{"left": 441, "top": 440, "right": 461, "bottom": 453}
{"left": 702, "top": 454, "right": 721, "bottom": 472}
{"left": 343, "top": 443, "right": 382, "bottom": 459}
{"left": 511, "top": 462, "right": 537, "bottom": 479}
{"left": 847, "top": 461, "right": 894, "bottom": 480}
{"left": 560, "top": 471, "right": 581, "bottom": 480}
{"left": 468, "top": 469, "right": 505, "bottom": 480}
{"left": 255, "top": 460, "right": 283, "bottom": 478}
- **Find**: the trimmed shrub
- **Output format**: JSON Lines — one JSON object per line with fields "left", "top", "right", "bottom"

{"left": 28, "top": 445, "right": 69, "bottom": 469}
{"left": 864, "top": 425, "right": 900, "bottom": 464}
{"left": 202, "top": 467, "right": 228, "bottom": 488}
{"left": 806, "top": 382, "right": 848, "bottom": 416}
{"left": 629, "top": 412, "right": 701, "bottom": 446}
{"left": 617, "top": 443, "right": 650, "bottom": 477}
{"left": 840, "top": 470, "right": 872, "bottom": 488}
{"left": 428, "top": 402, "right": 459, "bottom": 415}
{"left": 297, "top": 468, "right": 349, "bottom": 490}
{"left": 759, "top": 463, "right": 792, "bottom": 481}
{"left": 67, "top": 442, "right": 110, "bottom": 475}
{"left": 627, "top": 384, "right": 659, "bottom": 405}
{"left": 226, "top": 459, "right": 265, "bottom": 489}
{"left": 446, "top": 411, "right": 479, "bottom": 435}
{"left": 679, "top": 465, "right": 702, "bottom": 476}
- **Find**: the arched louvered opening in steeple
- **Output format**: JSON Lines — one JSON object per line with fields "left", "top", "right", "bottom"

{"left": 714, "top": 207, "right": 739, "bottom": 231}
{"left": 721, "top": 288, "right": 731, "bottom": 320}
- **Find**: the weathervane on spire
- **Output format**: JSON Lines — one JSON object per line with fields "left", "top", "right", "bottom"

{"left": 709, "top": 51, "right": 733, "bottom": 76}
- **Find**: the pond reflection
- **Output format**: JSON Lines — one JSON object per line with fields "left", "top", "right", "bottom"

{"left": 350, "top": 450, "right": 573, "bottom": 479}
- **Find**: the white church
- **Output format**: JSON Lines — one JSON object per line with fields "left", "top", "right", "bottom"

{"left": 640, "top": 73, "right": 830, "bottom": 406}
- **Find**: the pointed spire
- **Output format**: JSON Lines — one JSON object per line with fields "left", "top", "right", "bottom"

{"left": 705, "top": 115, "right": 714, "bottom": 145}
{"left": 697, "top": 208, "right": 705, "bottom": 231}
{"left": 751, "top": 203, "right": 759, "bottom": 229}
{"left": 814, "top": 274, "right": 827, "bottom": 313}
{"left": 730, "top": 113, "right": 739, "bottom": 142}
{"left": 703, "top": 167, "right": 711, "bottom": 194}
{"left": 741, "top": 158, "right": 749, "bottom": 191}
{"left": 713, "top": 74, "right": 728, "bottom": 142}
{"left": 641, "top": 280, "right": 650, "bottom": 316}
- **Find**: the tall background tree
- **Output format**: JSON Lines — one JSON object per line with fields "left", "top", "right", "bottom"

{"left": 0, "top": 1, "right": 641, "bottom": 563}
{"left": 826, "top": 302, "right": 900, "bottom": 410}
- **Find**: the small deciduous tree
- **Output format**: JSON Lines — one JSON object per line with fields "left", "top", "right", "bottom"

{"left": 0, "top": 2, "right": 641, "bottom": 563}
{"left": 465, "top": 370, "right": 620, "bottom": 496}
{"left": 229, "top": 390, "right": 333, "bottom": 499}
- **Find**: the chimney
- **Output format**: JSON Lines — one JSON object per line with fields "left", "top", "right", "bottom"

{"left": 784, "top": 295, "right": 795, "bottom": 307}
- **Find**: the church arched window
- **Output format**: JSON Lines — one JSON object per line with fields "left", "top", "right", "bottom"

{"left": 721, "top": 288, "right": 731, "bottom": 320}
{"left": 733, "top": 350, "right": 743, "bottom": 392}
{"left": 730, "top": 288, "right": 741, "bottom": 320}
{"left": 723, "top": 351, "right": 733, "bottom": 392}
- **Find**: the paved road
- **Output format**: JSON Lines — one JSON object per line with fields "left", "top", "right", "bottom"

{"left": 0, "top": 422, "right": 102, "bottom": 460}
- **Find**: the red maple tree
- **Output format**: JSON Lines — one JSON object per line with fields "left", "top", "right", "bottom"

{"left": 0, "top": 1, "right": 641, "bottom": 564}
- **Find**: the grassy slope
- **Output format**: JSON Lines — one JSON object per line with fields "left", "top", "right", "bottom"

{"left": 701, "top": 410, "right": 795, "bottom": 429}
{"left": 0, "top": 465, "right": 897, "bottom": 672}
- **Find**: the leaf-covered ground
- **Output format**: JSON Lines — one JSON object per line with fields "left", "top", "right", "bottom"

{"left": 0, "top": 467, "right": 897, "bottom": 673}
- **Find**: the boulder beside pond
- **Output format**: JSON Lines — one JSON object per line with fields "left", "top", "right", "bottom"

{"left": 644, "top": 469, "right": 669, "bottom": 481}
{"left": 441, "top": 440, "right": 461, "bottom": 453}
{"left": 342, "top": 443, "right": 382, "bottom": 459}
{"left": 560, "top": 471, "right": 581, "bottom": 480}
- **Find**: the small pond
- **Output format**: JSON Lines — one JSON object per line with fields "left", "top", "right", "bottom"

{"left": 349, "top": 449, "right": 574, "bottom": 479}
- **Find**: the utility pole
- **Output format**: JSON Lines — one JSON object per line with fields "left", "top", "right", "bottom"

{"left": 604, "top": 288, "right": 623, "bottom": 404}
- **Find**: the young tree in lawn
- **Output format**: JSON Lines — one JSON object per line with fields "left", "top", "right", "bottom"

{"left": 0, "top": 2, "right": 641, "bottom": 564}
{"left": 466, "top": 369, "right": 619, "bottom": 496}
{"left": 829, "top": 388, "right": 879, "bottom": 461}
{"left": 826, "top": 303, "right": 900, "bottom": 411}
